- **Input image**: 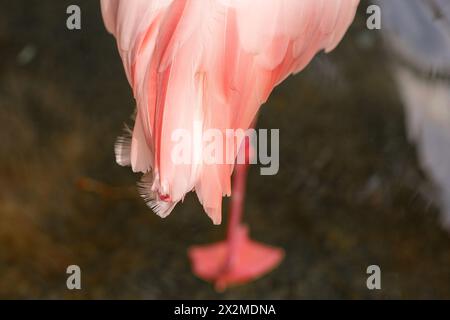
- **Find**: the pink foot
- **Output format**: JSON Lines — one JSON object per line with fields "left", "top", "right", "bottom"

{"left": 188, "top": 225, "right": 284, "bottom": 291}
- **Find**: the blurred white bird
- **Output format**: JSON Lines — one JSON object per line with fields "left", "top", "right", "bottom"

{"left": 375, "top": 0, "right": 450, "bottom": 227}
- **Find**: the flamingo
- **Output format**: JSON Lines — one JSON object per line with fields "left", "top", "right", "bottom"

{"left": 375, "top": 0, "right": 450, "bottom": 229}
{"left": 101, "top": 0, "right": 359, "bottom": 290}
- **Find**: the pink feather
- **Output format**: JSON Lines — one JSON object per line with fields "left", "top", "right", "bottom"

{"left": 101, "top": 0, "right": 359, "bottom": 224}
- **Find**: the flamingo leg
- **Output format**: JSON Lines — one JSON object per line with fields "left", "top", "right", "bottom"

{"left": 188, "top": 133, "right": 284, "bottom": 291}
{"left": 222, "top": 147, "right": 248, "bottom": 273}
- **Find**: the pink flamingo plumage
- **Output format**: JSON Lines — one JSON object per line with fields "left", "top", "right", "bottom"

{"left": 101, "top": 0, "right": 359, "bottom": 289}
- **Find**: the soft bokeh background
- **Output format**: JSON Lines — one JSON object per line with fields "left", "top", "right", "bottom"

{"left": 1, "top": 1, "right": 449, "bottom": 299}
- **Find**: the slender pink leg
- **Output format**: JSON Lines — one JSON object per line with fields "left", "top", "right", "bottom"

{"left": 222, "top": 138, "right": 250, "bottom": 272}
{"left": 188, "top": 126, "right": 284, "bottom": 291}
